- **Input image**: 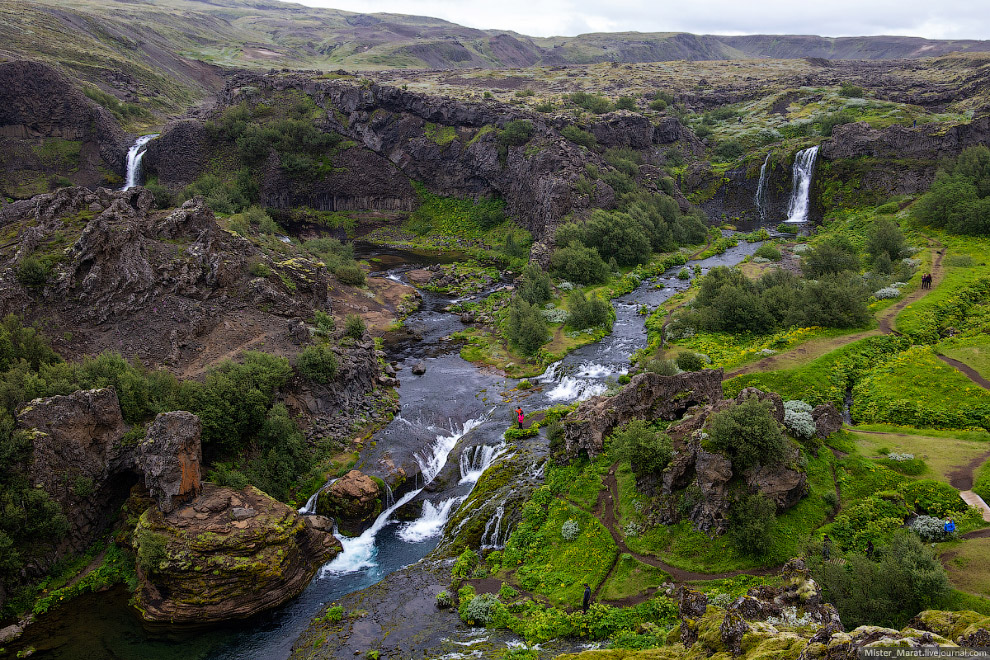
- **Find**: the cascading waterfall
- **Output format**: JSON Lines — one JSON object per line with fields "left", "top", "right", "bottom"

{"left": 754, "top": 152, "right": 772, "bottom": 220}
{"left": 785, "top": 146, "right": 819, "bottom": 223}
{"left": 298, "top": 478, "right": 337, "bottom": 515}
{"left": 319, "top": 415, "right": 486, "bottom": 576}
{"left": 397, "top": 496, "right": 468, "bottom": 543}
{"left": 480, "top": 504, "right": 507, "bottom": 550}
{"left": 539, "top": 360, "right": 617, "bottom": 402}
{"left": 383, "top": 482, "right": 395, "bottom": 509}
{"left": 458, "top": 442, "right": 506, "bottom": 485}
{"left": 120, "top": 134, "right": 158, "bottom": 191}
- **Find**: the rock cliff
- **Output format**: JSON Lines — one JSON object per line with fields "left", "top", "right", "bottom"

{"left": 133, "top": 484, "right": 340, "bottom": 624}
{"left": 316, "top": 469, "right": 382, "bottom": 535}
{"left": 0, "top": 60, "right": 127, "bottom": 198}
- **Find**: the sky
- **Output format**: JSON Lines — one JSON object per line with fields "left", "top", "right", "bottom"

{"left": 290, "top": 0, "right": 990, "bottom": 40}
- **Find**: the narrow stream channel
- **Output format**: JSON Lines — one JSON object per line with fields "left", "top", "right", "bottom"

{"left": 6, "top": 238, "right": 761, "bottom": 660}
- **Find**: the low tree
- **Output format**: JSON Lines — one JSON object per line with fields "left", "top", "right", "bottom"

{"left": 801, "top": 236, "right": 860, "bottom": 277}
{"left": 611, "top": 419, "right": 673, "bottom": 477}
{"left": 506, "top": 299, "right": 548, "bottom": 355}
{"left": 706, "top": 396, "right": 788, "bottom": 469}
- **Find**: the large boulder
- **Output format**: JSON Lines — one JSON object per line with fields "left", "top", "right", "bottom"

{"left": 812, "top": 403, "right": 844, "bottom": 439}
{"left": 562, "top": 369, "right": 724, "bottom": 459}
{"left": 317, "top": 469, "right": 382, "bottom": 535}
{"left": 132, "top": 484, "right": 340, "bottom": 624}
{"left": 140, "top": 411, "right": 203, "bottom": 513}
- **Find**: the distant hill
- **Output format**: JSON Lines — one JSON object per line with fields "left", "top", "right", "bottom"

{"left": 3, "top": 0, "right": 990, "bottom": 114}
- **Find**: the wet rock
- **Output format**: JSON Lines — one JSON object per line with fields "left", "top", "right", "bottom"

{"left": 140, "top": 411, "right": 203, "bottom": 514}
{"left": 812, "top": 403, "right": 843, "bottom": 439}
{"left": 562, "top": 369, "right": 724, "bottom": 459}
{"left": 460, "top": 311, "right": 475, "bottom": 324}
{"left": 411, "top": 361, "right": 427, "bottom": 375}
{"left": 133, "top": 484, "right": 340, "bottom": 624}
{"left": 230, "top": 507, "right": 257, "bottom": 520}
{"left": 316, "top": 470, "right": 382, "bottom": 535}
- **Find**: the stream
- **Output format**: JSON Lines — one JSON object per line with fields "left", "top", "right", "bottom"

{"left": 5, "top": 238, "right": 760, "bottom": 660}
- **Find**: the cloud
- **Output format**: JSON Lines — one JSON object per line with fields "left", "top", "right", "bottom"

{"left": 291, "top": 0, "right": 990, "bottom": 40}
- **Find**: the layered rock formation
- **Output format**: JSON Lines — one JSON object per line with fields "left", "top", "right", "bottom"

{"left": 562, "top": 369, "right": 725, "bottom": 459}
{"left": 316, "top": 469, "right": 382, "bottom": 535}
{"left": 141, "top": 412, "right": 203, "bottom": 513}
{"left": 0, "top": 60, "right": 127, "bottom": 198}
{"left": 133, "top": 484, "right": 340, "bottom": 624}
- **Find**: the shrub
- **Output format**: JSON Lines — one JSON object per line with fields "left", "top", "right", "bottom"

{"left": 566, "top": 290, "right": 612, "bottom": 330}
{"left": 561, "top": 519, "right": 580, "bottom": 541}
{"left": 334, "top": 264, "right": 366, "bottom": 286}
{"left": 753, "top": 244, "right": 782, "bottom": 261}
{"left": 135, "top": 528, "right": 168, "bottom": 575}
{"left": 817, "top": 110, "right": 858, "bottom": 137}
{"left": 615, "top": 96, "right": 637, "bottom": 111}
{"left": 452, "top": 548, "right": 479, "bottom": 578}
{"left": 728, "top": 494, "right": 776, "bottom": 556}
{"left": 913, "top": 147, "right": 990, "bottom": 234}
{"left": 910, "top": 515, "right": 953, "bottom": 542}
{"left": 505, "top": 299, "right": 549, "bottom": 355}
{"left": 517, "top": 264, "right": 553, "bottom": 305}
{"left": 900, "top": 480, "right": 967, "bottom": 517}
{"left": 839, "top": 82, "right": 864, "bottom": 98}
{"left": 675, "top": 352, "right": 705, "bottom": 372}
{"left": 296, "top": 344, "right": 338, "bottom": 384}
{"left": 16, "top": 257, "right": 49, "bottom": 288}
{"left": 644, "top": 358, "right": 678, "bottom": 376}
{"left": 714, "top": 140, "right": 744, "bottom": 161}
{"left": 612, "top": 419, "right": 673, "bottom": 477}
{"left": 706, "top": 396, "right": 787, "bottom": 469}
{"left": 314, "top": 310, "right": 335, "bottom": 337}
{"left": 464, "top": 593, "right": 501, "bottom": 626}
{"left": 809, "top": 531, "right": 950, "bottom": 629}
{"left": 802, "top": 236, "right": 859, "bottom": 277}
{"left": 874, "top": 287, "right": 901, "bottom": 299}
{"left": 549, "top": 242, "right": 609, "bottom": 285}
{"left": 568, "top": 92, "right": 613, "bottom": 114}
{"left": 344, "top": 314, "right": 366, "bottom": 339}
{"left": 498, "top": 120, "right": 534, "bottom": 148}
{"left": 560, "top": 125, "right": 597, "bottom": 149}
{"left": 783, "top": 408, "right": 816, "bottom": 439}
{"left": 677, "top": 268, "right": 690, "bottom": 280}
{"left": 517, "top": 379, "right": 532, "bottom": 390}
{"left": 249, "top": 261, "right": 272, "bottom": 278}
{"left": 436, "top": 591, "right": 452, "bottom": 608}
{"left": 866, "top": 217, "right": 907, "bottom": 265}
{"left": 323, "top": 604, "right": 344, "bottom": 623}
{"left": 974, "top": 459, "right": 990, "bottom": 502}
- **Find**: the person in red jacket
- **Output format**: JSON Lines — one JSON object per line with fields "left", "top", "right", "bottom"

{"left": 516, "top": 407, "right": 524, "bottom": 429}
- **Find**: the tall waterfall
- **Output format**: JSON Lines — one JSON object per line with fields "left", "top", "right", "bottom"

{"left": 784, "top": 146, "right": 819, "bottom": 223}
{"left": 754, "top": 152, "right": 772, "bottom": 220}
{"left": 120, "top": 134, "right": 158, "bottom": 191}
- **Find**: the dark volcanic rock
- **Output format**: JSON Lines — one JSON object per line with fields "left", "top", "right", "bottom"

{"left": 140, "top": 411, "right": 203, "bottom": 514}
{"left": 562, "top": 369, "right": 724, "bottom": 459}
{"left": 811, "top": 403, "right": 843, "bottom": 439}
{"left": 133, "top": 484, "right": 340, "bottom": 624}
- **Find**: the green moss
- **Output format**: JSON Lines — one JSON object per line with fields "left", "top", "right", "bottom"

{"left": 424, "top": 122, "right": 457, "bottom": 146}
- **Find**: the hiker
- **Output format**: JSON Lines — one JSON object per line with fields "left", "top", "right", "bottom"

{"left": 823, "top": 534, "right": 832, "bottom": 561}
{"left": 865, "top": 540, "right": 874, "bottom": 559}
{"left": 516, "top": 407, "right": 524, "bottom": 429}
{"left": 583, "top": 583, "right": 591, "bottom": 614}
{"left": 944, "top": 518, "right": 956, "bottom": 535}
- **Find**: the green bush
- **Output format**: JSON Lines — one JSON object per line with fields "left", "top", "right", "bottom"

{"left": 334, "top": 264, "right": 366, "bottom": 286}
{"left": 809, "top": 531, "right": 950, "bottom": 629}
{"left": 974, "top": 459, "right": 990, "bottom": 502}
{"left": 713, "top": 140, "right": 744, "bottom": 161}
{"left": 566, "top": 290, "right": 613, "bottom": 330}
{"left": 560, "top": 125, "right": 597, "bottom": 149}
{"left": 865, "top": 217, "right": 907, "bottom": 266}
{"left": 323, "top": 604, "right": 344, "bottom": 623}
{"left": 644, "top": 358, "right": 678, "bottom": 376}
{"left": 517, "top": 264, "right": 553, "bottom": 305}
{"left": 249, "top": 261, "right": 272, "bottom": 278}
{"left": 913, "top": 146, "right": 990, "bottom": 235}
{"left": 817, "top": 110, "right": 858, "bottom": 137}
{"left": 753, "top": 244, "right": 782, "bottom": 261}
{"left": 135, "top": 528, "right": 168, "bottom": 575}
{"left": 344, "top": 314, "right": 366, "bottom": 339}
{"left": 839, "top": 82, "right": 864, "bottom": 98}
{"left": 675, "top": 352, "right": 705, "bottom": 372}
{"left": 16, "top": 257, "right": 49, "bottom": 288}
{"left": 296, "top": 344, "right": 338, "bottom": 384}
{"left": 615, "top": 96, "right": 637, "bottom": 111}
{"left": 314, "top": 310, "right": 335, "bottom": 337}
{"left": 505, "top": 299, "right": 549, "bottom": 355}
{"left": 567, "top": 92, "right": 613, "bottom": 114}
{"left": 728, "top": 494, "right": 776, "bottom": 556}
{"left": 549, "top": 241, "right": 609, "bottom": 285}
{"left": 801, "top": 236, "right": 859, "bottom": 277}
{"left": 452, "top": 548, "right": 479, "bottom": 578}
{"left": 498, "top": 120, "right": 534, "bottom": 148}
{"left": 899, "top": 480, "right": 967, "bottom": 517}
{"left": 706, "top": 396, "right": 787, "bottom": 469}
{"left": 611, "top": 420, "right": 672, "bottom": 477}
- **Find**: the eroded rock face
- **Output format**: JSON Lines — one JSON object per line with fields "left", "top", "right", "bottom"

{"left": 140, "top": 411, "right": 203, "bottom": 513}
{"left": 812, "top": 403, "right": 843, "bottom": 439}
{"left": 17, "top": 388, "right": 136, "bottom": 559}
{"left": 133, "top": 484, "right": 341, "bottom": 624}
{"left": 562, "top": 369, "right": 724, "bottom": 459}
{"left": 317, "top": 469, "right": 382, "bottom": 535}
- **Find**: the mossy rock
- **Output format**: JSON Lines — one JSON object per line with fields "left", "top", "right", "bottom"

{"left": 911, "top": 609, "right": 989, "bottom": 642}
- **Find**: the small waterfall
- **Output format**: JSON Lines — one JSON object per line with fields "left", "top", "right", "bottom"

{"left": 480, "top": 504, "right": 507, "bottom": 550}
{"left": 397, "top": 496, "right": 468, "bottom": 543}
{"left": 754, "top": 152, "right": 772, "bottom": 220}
{"left": 120, "top": 134, "right": 158, "bottom": 191}
{"left": 538, "top": 360, "right": 614, "bottom": 402}
{"left": 383, "top": 482, "right": 395, "bottom": 509}
{"left": 785, "top": 146, "right": 819, "bottom": 224}
{"left": 298, "top": 478, "right": 337, "bottom": 515}
{"left": 414, "top": 417, "right": 486, "bottom": 484}
{"left": 459, "top": 442, "right": 506, "bottom": 485}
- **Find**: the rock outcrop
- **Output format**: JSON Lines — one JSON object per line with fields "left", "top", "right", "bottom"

{"left": 562, "top": 369, "right": 724, "bottom": 459}
{"left": 0, "top": 60, "right": 127, "bottom": 197}
{"left": 316, "top": 469, "right": 382, "bottom": 535}
{"left": 133, "top": 484, "right": 341, "bottom": 624}
{"left": 140, "top": 412, "right": 203, "bottom": 513}
{"left": 17, "top": 388, "right": 136, "bottom": 559}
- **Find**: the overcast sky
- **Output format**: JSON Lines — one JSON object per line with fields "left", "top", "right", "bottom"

{"left": 290, "top": 0, "right": 990, "bottom": 40}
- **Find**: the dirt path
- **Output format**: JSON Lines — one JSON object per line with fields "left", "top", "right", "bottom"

{"left": 63, "top": 547, "right": 108, "bottom": 591}
{"left": 724, "top": 238, "right": 945, "bottom": 380}
{"left": 937, "top": 355, "right": 990, "bottom": 390}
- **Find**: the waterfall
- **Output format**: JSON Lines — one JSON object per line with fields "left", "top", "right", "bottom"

{"left": 413, "top": 417, "right": 485, "bottom": 485}
{"left": 298, "top": 478, "right": 337, "bottom": 515}
{"left": 539, "top": 360, "right": 614, "bottom": 403}
{"left": 120, "top": 134, "right": 158, "bottom": 191}
{"left": 383, "top": 482, "right": 395, "bottom": 509}
{"left": 480, "top": 504, "right": 507, "bottom": 550}
{"left": 784, "top": 146, "right": 819, "bottom": 223}
{"left": 459, "top": 442, "right": 506, "bottom": 485}
{"left": 754, "top": 152, "right": 772, "bottom": 220}
{"left": 397, "top": 496, "right": 468, "bottom": 543}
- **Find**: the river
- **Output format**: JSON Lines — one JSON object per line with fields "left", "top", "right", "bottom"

{"left": 4, "top": 238, "right": 760, "bottom": 660}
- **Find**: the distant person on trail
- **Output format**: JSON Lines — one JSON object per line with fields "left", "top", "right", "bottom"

{"left": 516, "top": 407, "right": 524, "bottom": 429}
{"left": 945, "top": 518, "right": 956, "bottom": 535}
{"left": 866, "top": 540, "right": 874, "bottom": 559}
{"left": 823, "top": 534, "right": 832, "bottom": 561}
{"left": 583, "top": 583, "right": 591, "bottom": 613}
